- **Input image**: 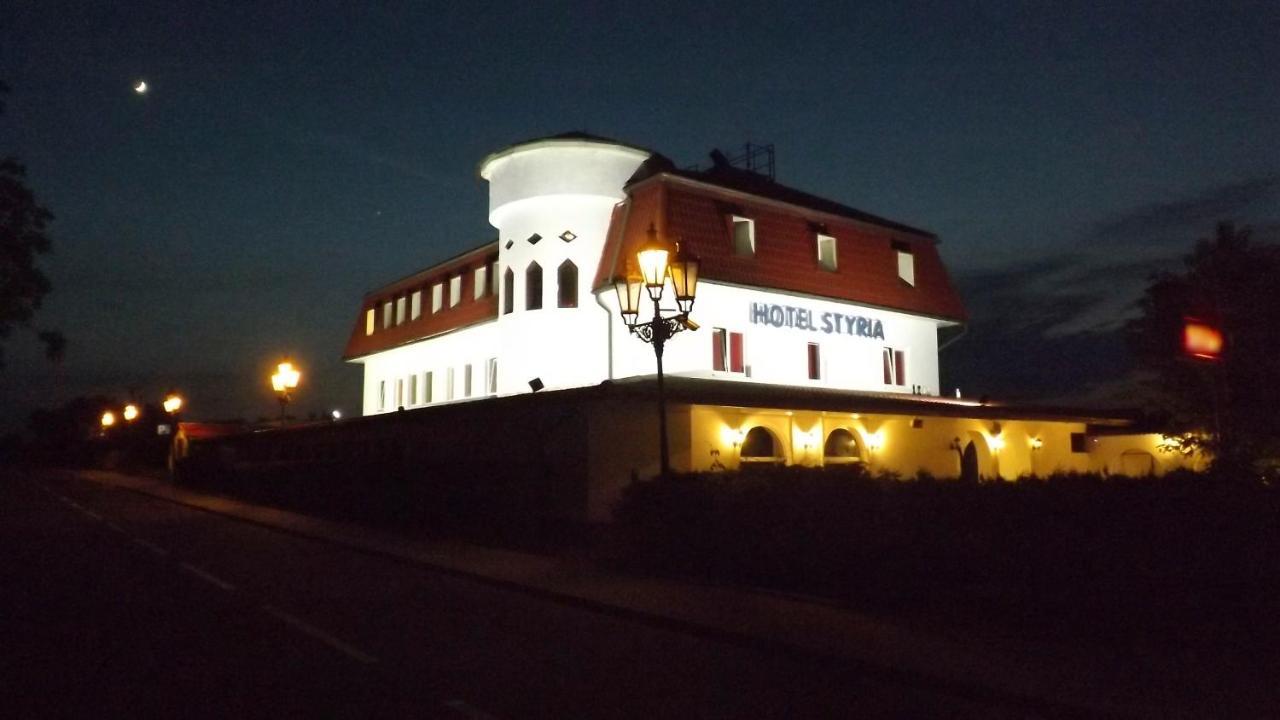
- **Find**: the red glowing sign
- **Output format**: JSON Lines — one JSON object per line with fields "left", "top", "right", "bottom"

{"left": 1183, "top": 321, "right": 1223, "bottom": 361}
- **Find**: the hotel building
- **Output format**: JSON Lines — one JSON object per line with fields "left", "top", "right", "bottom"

{"left": 337, "top": 133, "right": 1196, "bottom": 520}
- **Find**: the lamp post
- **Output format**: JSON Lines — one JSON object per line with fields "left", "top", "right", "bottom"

{"left": 613, "top": 223, "right": 699, "bottom": 476}
{"left": 163, "top": 392, "right": 183, "bottom": 477}
{"left": 271, "top": 360, "right": 301, "bottom": 427}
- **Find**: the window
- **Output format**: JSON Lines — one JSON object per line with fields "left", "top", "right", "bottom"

{"left": 882, "top": 347, "right": 906, "bottom": 386}
{"left": 446, "top": 367, "right": 455, "bottom": 401}
{"left": 410, "top": 291, "right": 422, "bottom": 320}
{"left": 408, "top": 374, "right": 418, "bottom": 405}
{"left": 378, "top": 380, "right": 386, "bottom": 411}
{"left": 712, "top": 329, "right": 745, "bottom": 373}
{"left": 382, "top": 301, "right": 393, "bottom": 329}
{"left": 464, "top": 364, "right": 472, "bottom": 397}
{"left": 449, "top": 275, "right": 462, "bottom": 307}
{"left": 365, "top": 308, "right": 375, "bottom": 336}
{"left": 559, "top": 230, "right": 577, "bottom": 243}
{"left": 1070, "top": 433, "right": 1087, "bottom": 453}
{"left": 474, "top": 266, "right": 488, "bottom": 299}
{"left": 395, "top": 378, "right": 404, "bottom": 408}
{"left": 526, "top": 262, "right": 543, "bottom": 310}
{"left": 486, "top": 358, "right": 497, "bottom": 394}
{"left": 807, "top": 343, "right": 821, "bottom": 380}
{"left": 395, "top": 296, "right": 406, "bottom": 325}
{"left": 817, "top": 234, "right": 837, "bottom": 271}
{"left": 490, "top": 261, "right": 499, "bottom": 296}
{"left": 527, "top": 233, "right": 542, "bottom": 245}
{"left": 731, "top": 216, "right": 755, "bottom": 256}
{"left": 557, "top": 260, "right": 578, "bottom": 308}
{"left": 503, "top": 268, "right": 514, "bottom": 314}
{"left": 893, "top": 240, "right": 915, "bottom": 286}
{"left": 431, "top": 283, "right": 443, "bottom": 313}
{"left": 423, "top": 371, "right": 433, "bottom": 404}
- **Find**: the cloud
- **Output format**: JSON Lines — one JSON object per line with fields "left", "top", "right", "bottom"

{"left": 1090, "top": 175, "right": 1280, "bottom": 246}
{"left": 946, "top": 176, "right": 1280, "bottom": 400}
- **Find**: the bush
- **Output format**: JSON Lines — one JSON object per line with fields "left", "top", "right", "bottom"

{"left": 612, "top": 466, "right": 1280, "bottom": 602}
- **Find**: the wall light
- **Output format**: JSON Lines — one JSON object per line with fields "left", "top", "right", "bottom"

{"left": 865, "top": 430, "right": 885, "bottom": 452}
{"left": 1030, "top": 436, "right": 1043, "bottom": 450}
{"left": 989, "top": 434, "right": 1005, "bottom": 451}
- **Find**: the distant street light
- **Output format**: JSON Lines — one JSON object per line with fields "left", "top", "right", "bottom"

{"left": 100, "top": 411, "right": 116, "bottom": 430}
{"left": 162, "top": 391, "right": 183, "bottom": 479}
{"left": 613, "top": 223, "right": 699, "bottom": 476}
{"left": 271, "top": 360, "right": 301, "bottom": 427}
{"left": 122, "top": 404, "right": 139, "bottom": 422}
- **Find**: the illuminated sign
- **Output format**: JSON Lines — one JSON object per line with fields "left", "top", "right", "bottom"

{"left": 1183, "top": 320, "right": 1223, "bottom": 361}
{"left": 750, "top": 302, "right": 885, "bottom": 340}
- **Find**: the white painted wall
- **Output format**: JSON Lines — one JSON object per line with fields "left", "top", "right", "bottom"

{"left": 600, "top": 281, "right": 946, "bottom": 395}
{"left": 482, "top": 139, "right": 651, "bottom": 395}
{"left": 357, "top": 321, "right": 499, "bottom": 415}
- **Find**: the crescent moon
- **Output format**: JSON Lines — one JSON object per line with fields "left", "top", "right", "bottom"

{"left": 134, "top": 81, "right": 148, "bottom": 94}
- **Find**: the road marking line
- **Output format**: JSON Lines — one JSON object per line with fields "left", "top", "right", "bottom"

{"left": 179, "top": 562, "right": 237, "bottom": 592}
{"left": 260, "top": 604, "right": 378, "bottom": 665}
{"left": 131, "top": 536, "right": 170, "bottom": 556}
{"left": 444, "top": 699, "right": 499, "bottom": 719}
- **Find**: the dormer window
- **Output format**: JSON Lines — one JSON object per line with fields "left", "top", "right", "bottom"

{"left": 893, "top": 240, "right": 915, "bottom": 286}
{"left": 731, "top": 216, "right": 755, "bottom": 256}
{"left": 382, "top": 300, "right": 393, "bottom": 329}
{"left": 410, "top": 290, "right": 422, "bottom": 320}
{"left": 431, "top": 283, "right": 443, "bottom": 313}
{"left": 365, "top": 308, "right": 375, "bottom": 336}
{"left": 817, "top": 233, "right": 837, "bottom": 271}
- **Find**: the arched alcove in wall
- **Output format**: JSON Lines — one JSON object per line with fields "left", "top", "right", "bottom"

{"left": 956, "top": 430, "right": 996, "bottom": 480}
{"left": 740, "top": 426, "right": 783, "bottom": 463}
{"left": 1117, "top": 450, "right": 1156, "bottom": 476}
{"left": 823, "top": 427, "right": 864, "bottom": 463}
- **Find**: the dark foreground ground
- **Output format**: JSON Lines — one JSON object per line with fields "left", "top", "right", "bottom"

{"left": 0, "top": 467, "right": 1048, "bottom": 719}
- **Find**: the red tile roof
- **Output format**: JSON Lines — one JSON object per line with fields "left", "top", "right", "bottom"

{"left": 343, "top": 243, "right": 499, "bottom": 360}
{"left": 594, "top": 172, "right": 967, "bottom": 323}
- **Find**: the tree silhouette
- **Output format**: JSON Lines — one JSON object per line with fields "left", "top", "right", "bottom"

{"left": 0, "top": 80, "right": 64, "bottom": 366}
{"left": 1127, "top": 222, "right": 1280, "bottom": 472}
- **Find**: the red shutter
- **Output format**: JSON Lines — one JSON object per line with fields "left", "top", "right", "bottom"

{"left": 729, "top": 332, "right": 744, "bottom": 373}
{"left": 895, "top": 350, "right": 906, "bottom": 386}
{"left": 712, "top": 329, "right": 726, "bottom": 371}
{"left": 807, "top": 343, "right": 820, "bottom": 380}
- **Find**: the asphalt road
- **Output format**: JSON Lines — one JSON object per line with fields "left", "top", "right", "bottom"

{"left": 1, "top": 468, "right": 1041, "bottom": 719}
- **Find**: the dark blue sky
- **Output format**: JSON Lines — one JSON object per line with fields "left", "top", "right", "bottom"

{"left": 2, "top": 1, "right": 1277, "bottom": 428}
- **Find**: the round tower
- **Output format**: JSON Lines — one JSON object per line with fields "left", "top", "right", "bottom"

{"left": 479, "top": 133, "right": 651, "bottom": 395}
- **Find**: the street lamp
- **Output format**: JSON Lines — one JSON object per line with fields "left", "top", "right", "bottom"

{"left": 271, "top": 360, "right": 301, "bottom": 427}
{"left": 100, "top": 411, "right": 116, "bottom": 430}
{"left": 613, "top": 223, "right": 699, "bottom": 476}
{"left": 163, "top": 392, "right": 183, "bottom": 478}
{"left": 122, "top": 404, "right": 139, "bottom": 422}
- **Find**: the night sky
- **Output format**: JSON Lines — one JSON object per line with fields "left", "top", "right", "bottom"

{"left": 2, "top": 1, "right": 1277, "bottom": 430}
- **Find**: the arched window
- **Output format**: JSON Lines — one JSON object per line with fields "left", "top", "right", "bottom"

{"left": 823, "top": 428, "right": 861, "bottom": 461}
{"left": 557, "top": 260, "right": 578, "bottom": 308}
{"left": 740, "top": 426, "right": 781, "bottom": 461}
{"left": 526, "top": 262, "right": 543, "bottom": 311}
{"left": 503, "top": 268, "right": 514, "bottom": 314}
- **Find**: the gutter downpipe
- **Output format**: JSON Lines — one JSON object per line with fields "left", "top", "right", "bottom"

{"left": 594, "top": 197, "right": 636, "bottom": 381}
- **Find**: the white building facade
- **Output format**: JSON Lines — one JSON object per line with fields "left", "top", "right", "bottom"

{"left": 344, "top": 133, "right": 967, "bottom": 415}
